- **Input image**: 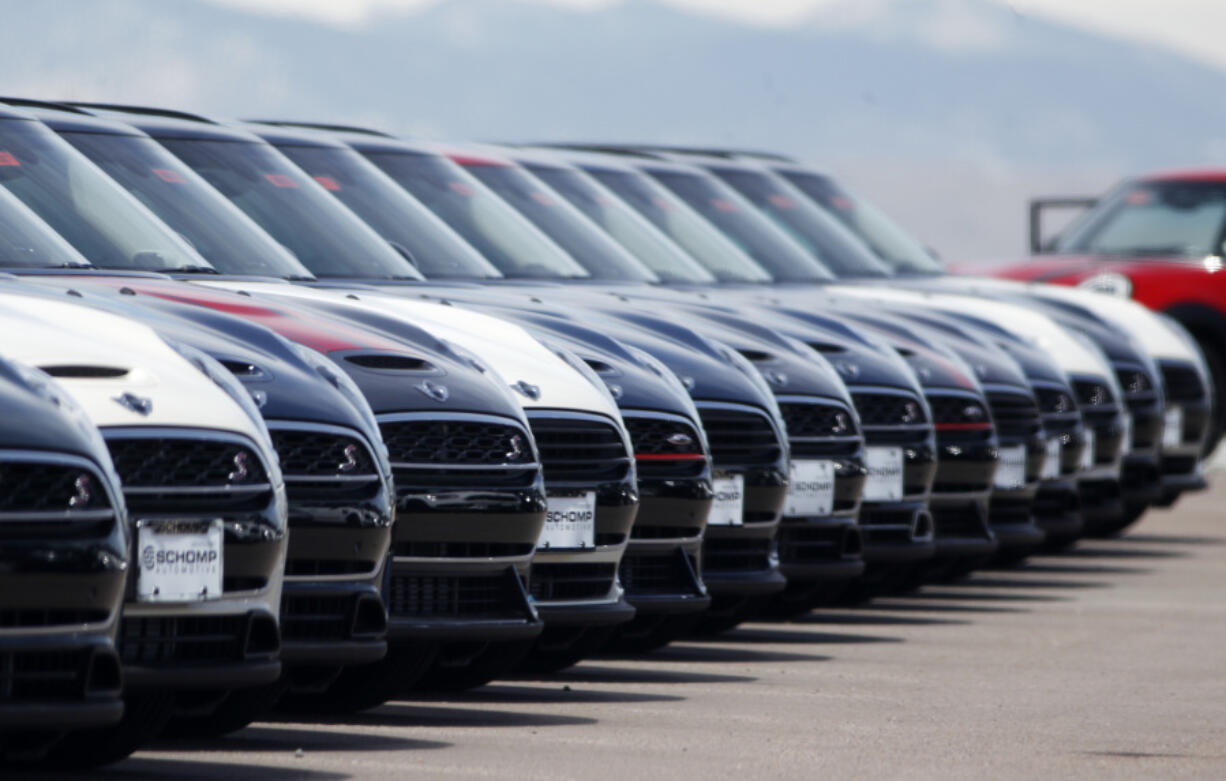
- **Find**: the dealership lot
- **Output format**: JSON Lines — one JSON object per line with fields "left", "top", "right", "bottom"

{"left": 76, "top": 480, "right": 1224, "bottom": 780}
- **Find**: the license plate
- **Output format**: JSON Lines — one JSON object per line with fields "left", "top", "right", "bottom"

{"left": 1119, "top": 412, "right": 1133, "bottom": 455}
{"left": 708, "top": 472, "right": 745, "bottom": 526}
{"left": 1041, "top": 437, "right": 1062, "bottom": 480}
{"left": 1080, "top": 428, "right": 1097, "bottom": 470}
{"left": 863, "top": 446, "right": 904, "bottom": 502}
{"left": 784, "top": 460, "right": 835, "bottom": 517}
{"left": 1163, "top": 406, "right": 1184, "bottom": 448}
{"left": 539, "top": 492, "right": 596, "bottom": 549}
{"left": 137, "top": 519, "right": 223, "bottom": 602}
{"left": 995, "top": 445, "right": 1027, "bottom": 490}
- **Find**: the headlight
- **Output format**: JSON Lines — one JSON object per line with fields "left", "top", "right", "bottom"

{"left": 286, "top": 341, "right": 388, "bottom": 461}
{"left": 1078, "top": 273, "right": 1133, "bottom": 298}
{"left": 162, "top": 336, "right": 277, "bottom": 456}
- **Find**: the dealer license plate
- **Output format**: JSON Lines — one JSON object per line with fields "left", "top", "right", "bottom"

{"left": 539, "top": 492, "right": 596, "bottom": 549}
{"left": 784, "top": 460, "right": 835, "bottom": 517}
{"left": 708, "top": 472, "right": 745, "bottom": 526}
{"left": 137, "top": 519, "right": 223, "bottom": 602}
{"left": 995, "top": 445, "right": 1027, "bottom": 490}
{"left": 863, "top": 446, "right": 903, "bottom": 502}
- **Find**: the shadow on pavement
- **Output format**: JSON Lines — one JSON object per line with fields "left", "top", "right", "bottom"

{"left": 689, "top": 626, "right": 904, "bottom": 646}
{"left": 1120, "top": 533, "right": 1225, "bottom": 546}
{"left": 860, "top": 599, "right": 1029, "bottom": 615}
{"left": 95, "top": 757, "right": 349, "bottom": 779}
{"left": 412, "top": 683, "right": 683, "bottom": 707}
{"left": 518, "top": 664, "right": 757, "bottom": 686}
{"left": 271, "top": 702, "right": 597, "bottom": 729}
{"left": 647, "top": 643, "right": 832, "bottom": 665}
{"left": 1020, "top": 561, "right": 1149, "bottom": 577}
{"left": 1060, "top": 545, "right": 1186, "bottom": 560}
{"left": 793, "top": 611, "right": 971, "bottom": 627}
{"left": 957, "top": 575, "right": 1112, "bottom": 590}
{"left": 153, "top": 725, "right": 447, "bottom": 754}
{"left": 908, "top": 588, "right": 1069, "bottom": 603}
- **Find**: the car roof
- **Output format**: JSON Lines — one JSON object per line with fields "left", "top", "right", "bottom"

{"left": 0, "top": 97, "right": 147, "bottom": 136}
{"left": 1139, "top": 168, "right": 1226, "bottom": 184}
{"left": 241, "top": 121, "right": 352, "bottom": 150}
{"left": 66, "top": 103, "right": 264, "bottom": 143}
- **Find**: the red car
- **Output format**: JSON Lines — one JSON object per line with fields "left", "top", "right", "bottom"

{"left": 963, "top": 168, "right": 1223, "bottom": 490}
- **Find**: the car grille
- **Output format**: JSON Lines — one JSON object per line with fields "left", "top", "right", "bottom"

{"left": 271, "top": 428, "right": 381, "bottom": 501}
{"left": 1160, "top": 362, "right": 1206, "bottom": 403}
{"left": 380, "top": 416, "right": 538, "bottom": 489}
{"left": 1115, "top": 366, "right": 1160, "bottom": 412}
{"left": 851, "top": 393, "right": 926, "bottom": 426}
{"left": 0, "top": 648, "right": 96, "bottom": 700}
{"left": 105, "top": 433, "right": 271, "bottom": 514}
{"left": 696, "top": 404, "right": 783, "bottom": 467}
{"left": 528, "top": 562, "right": 617, "bottom": 602}
{"left": 527, "top": 413, "right": 631, "bottom": 484}
{"left": 0, "top": 461, "right": 111, "bottom": 516}
{"left": 387, "top": 571, "right": 533, "bottom": 620}
{"left": 777, "top": 524, "right": 854, "bottom": 564}
{"left": 0, "top": 609, "right": 110, "bottom": 628}
{"left": 986, "top": 391, "right": 1042, "bottom": 440}
{"left": 779, "top": 400, "right": 861, "bottom": 457}
{"left": 618, "top": 551, "right": 702, "bottom": 596}
{"left": 702, "top": 537, "right": 773, "bottom": 574}
{"left": 1073, "top": 379, "right": 1121, "bottom": 432}
{"left": 119, "top": 615, "right": 249, "bottom": 665}
{"left": 624, "top": 414, "right": 707, "bottom": 479}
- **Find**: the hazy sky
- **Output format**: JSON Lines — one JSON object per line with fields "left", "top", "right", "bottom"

{"left": 207, "top": 0, "right": 1226, "bottom": 70}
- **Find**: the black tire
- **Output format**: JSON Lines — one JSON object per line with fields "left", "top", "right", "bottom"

{"left": 42, "top": 692, "right": 174, "bottom": 769}
{"left": 415, "top": 639, "right": 536, "bottom": 692}
{"left": 515, "top": 626, "right": 617, "bottom": 675}
{"left": 278, "top": 643, "right": 438, "bottom": 714}
{"left": 161, "top": 680, "right": 288, "bottom": 739}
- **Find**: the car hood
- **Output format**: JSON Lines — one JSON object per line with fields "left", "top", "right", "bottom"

{"left": 197, "top": 280, "right": 624, "bottom": 422}
{"left": 0, "top": 289, "right": 270, "bottom": 441}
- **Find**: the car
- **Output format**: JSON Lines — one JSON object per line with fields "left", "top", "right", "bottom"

{"left": 7, "top": 274, "right": 396, "bottom": 731}
{"left": 734, "top": 155, "right": 1212, "bottom": 522}
{"left": 0, "top": 289, "right": 286, "bottom": 767}
{"left": 39, "top": 104, "right": 646, "bottom": 675}
{"left": 0, "top": 358, "right": 128, "bottom": 762}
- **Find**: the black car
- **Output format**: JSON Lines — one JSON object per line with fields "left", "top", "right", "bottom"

{"left": 0, "top": 358, "right": 128, "bottom": 761}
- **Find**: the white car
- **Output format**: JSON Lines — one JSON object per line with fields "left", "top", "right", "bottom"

{"left": 0, "top": 289, "right": 287, "bottom": 766}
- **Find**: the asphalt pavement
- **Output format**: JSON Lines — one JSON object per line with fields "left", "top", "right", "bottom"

{"left": 80, "top": 481, "right": 1226, "bottom": 779}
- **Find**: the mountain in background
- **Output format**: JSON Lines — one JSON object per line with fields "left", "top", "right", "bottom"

{"left": 2, "top": 0, "right": 1225, "bottom": 260}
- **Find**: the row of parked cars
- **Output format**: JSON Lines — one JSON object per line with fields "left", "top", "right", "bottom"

{"left": 0, "top": 98, "right": 1212, "bottom": 768}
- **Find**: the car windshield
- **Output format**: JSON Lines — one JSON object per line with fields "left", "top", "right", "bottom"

{"left": 1054, "top": 179, "right": 1226, "bottom": 258}
{"left": 0, "top": 184, "right": 93, "bottom": 268}
{"left": 360, "top": 149, "right": 589, "bottom": 279}
{"left": 61, "top": 131, "right": 313, "bottom": 278}
{"left": 0, "top": 118, "right": 212, "bottom": 272}
{"left": 708, "top": 165, "right": 892, "bottom": 278}
{"left": 580, "top": 165, "right": 771, "bottom": 283}
{"left": 460, "top": 160, "right": 657, "bottom": 282}
{"left": 524, "top": 163, "right": 716, "bottom": 284}
{"left": 273, "top": 143, "right": 502, "bottom": 279}
{"left": 156, "top": 137, "right": 422, "bottom": 279}
{"left": 776, "top": 168, "right": 942, "bottom": 274}
{"left": 645, "top": 167, "right": 834, "bottom": 282}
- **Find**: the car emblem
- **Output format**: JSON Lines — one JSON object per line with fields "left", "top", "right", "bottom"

{"left": 141, "top": 545, "right": 156, "bottom": 570}
{"left": 415, "top": 380, "right": 450, "bottom": 402}
{"left": 680, "top": 375, "right": 696, "bottom": 390}
{"left": 506, "top": 434, "right": 527, "bottom": 461}
{"left": 765, "top": 370, "right": 788, "bottom": 387}
{"left": 69, "top": 474, "right": 93, "bottom": 508}
{"left": 113, "top": 392, "right": 152, "bottom": 416}
{"left": 835, "top": 361, "right": 860, "bottom": 379}
{"left": 228, "top": 451, "right": 250, "bottom": 483}
{"left": 902, "top": 402, "right": 921, "bottom": 423}
{"left": 337, "top": 444, "right": 360, "bottom": 473}
{"left": 607, "top": 383, "right": 624, "bottom": 400}
{"left": 832, "top": 412, "right": 850, "bottom": 434}
{"left": 249, "top": 389, "right": 268, "bottom": 409}
{"left": 666, "top": 432, "right": 694, "bottom": 447}
{"left": 512, "top": 380, "right": 541, "bottom": 400}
